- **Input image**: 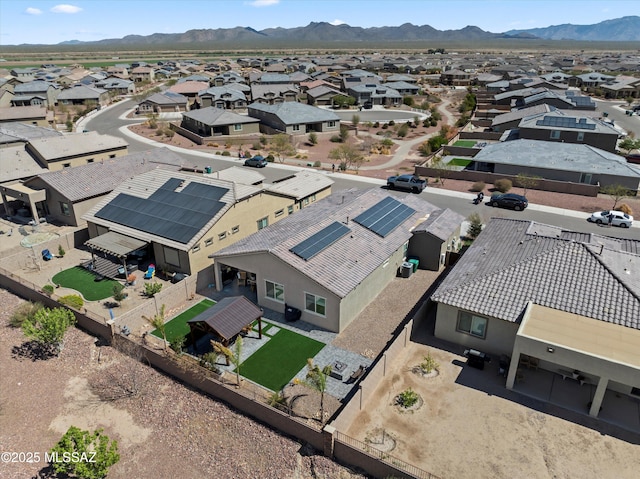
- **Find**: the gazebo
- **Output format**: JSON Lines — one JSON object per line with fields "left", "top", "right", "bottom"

{"left": 187, "top": 296, "right": 263, "bottom": 347}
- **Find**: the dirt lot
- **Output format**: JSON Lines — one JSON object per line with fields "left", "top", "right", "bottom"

{"left": 0, "top": 289, "right": 365, "bottom": 479}
{"left": 344, "top": 337, "right": 640, "bottom": 479}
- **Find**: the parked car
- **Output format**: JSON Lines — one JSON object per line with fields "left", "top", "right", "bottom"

{"left": 244, "top": 155, "right": 267, "bottom": 168}
{"left": 386, "top": 174, "right": 427, "bottom": 193}
{"left": 625, "top": 153, "right": 640, "bottom": 164}
{"left": 588, "top": 210, "right": 633, "bottom": 228}
{"left": 488, "top": 193, "right": 528, "bottom": 211}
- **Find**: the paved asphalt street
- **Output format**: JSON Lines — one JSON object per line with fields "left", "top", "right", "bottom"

{"left": 83, "top": 99, "right": 640, "bottom": 240}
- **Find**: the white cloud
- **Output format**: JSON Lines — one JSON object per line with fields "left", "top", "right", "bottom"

{"left": 25, "top": 7, "right": 43, "bottom": 15}
{"left": 330, "top": 19, "right": 346, "bottom": 26}
{"left": 51, "top": 4, "right": 83, "bottom": 14}
{"left": 248, "top": 0, "right": 280, "bottom": 7}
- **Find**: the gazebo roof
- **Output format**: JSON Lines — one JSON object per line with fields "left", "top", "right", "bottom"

{"left": 188, "top": 296, "right": 262, "bottom": 341}
{"left": 85, "top": 231, "right": 148, "bottom": 258}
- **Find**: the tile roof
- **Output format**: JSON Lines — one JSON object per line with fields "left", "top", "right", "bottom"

{"left": 0, "top": 106, "right": 49, "bottom": 121}
{"left": 248, "top": 102, "right": 339, "bottom": 124}
{"left": 413, "top": 208, "right": 465, "bottom": 241}
{"left": 182, "top": 107, "right": 258, "bottom": 126}
{"left": 0, "top": 145, "right": 48, "bottom": 182}
{"left": 26, "top": 148, "right": 183, "bottom": 202}
{"left": 212, "top": 188, "right": 444, "bottom": 298}
{"left": 518, "top": 110, "right": 619, "bottom": 135}
{"left": 431, "top": 218, "right": 640, "bottom": 329}
{"left": 27, "top": 131, "right": 128, "bottom": 161}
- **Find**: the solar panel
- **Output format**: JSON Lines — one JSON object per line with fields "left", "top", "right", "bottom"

{"left": 536, "top": 116, "right": 596, "bottom": 130}
{"left": 95, "top": 178, "right": 229, "bottom": 244}
{"left": 354, "top": 196, "right": 416, "bottom": 238}
{"left": 290, "top": 221, "right": 350, "bottom": 261}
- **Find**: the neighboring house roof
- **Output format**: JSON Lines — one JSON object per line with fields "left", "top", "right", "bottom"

{"left": 348, "top": 84, "right": 402, "bottom": 99}
{"left": 0, "top": 122, "right": 61, "bottom": 144}
{"left": 491, "top": 104, "right": 555, "bottom": 127}
{"left": 182, "top": 107, "right": 259, "bottom": 126}
{"left": 250, "top": 83, "right": 299, "bottom": 99}
{"left": 25, "top": 148, "right": 183, "bottom": 202}
{"left": 0, "top": 145, "right": 48, "bottom": 182}
{"left": 27, "top": 132, "right": 128, "bottom": 161}
{"left": 0, "top": 105, "right": 50, "bottom": 121}
{"left": 169, "top": 81, "right": 210, "bottom": 95}
{"left": 57, "top": 85, "right": 107, "bottom": 101}
{"left": 431, "top": 218, "right": 640, "bottom": 329}
{"left": 212, "top": 188, "right": 443, "bottom": 298}
{"left": 383, "top": 81, "right": 420, "bottom": 91}
{"left": 213, "top": 166, "right": 265, "bottom": 185}
{"left": 518, "top": 110, "right": 620, "bottom": 135}
{"left": 305, "top": 85, "right": 343, "bottom": 99}
{"left": 265, "top": 171, "right": 333, "bottom": 200}
{"left": 198, "top": 86, "right": 246, "bottom": 102}
{"left": 413, "top": 208, "right": 465, "bottom": 241}
{"left": 248, "top": 102, "right": 339, "bottom": 125}
{"left": 141, "top": 91, "right": 188, "bottom": 105}
{"left": 472, "top": 139, "right": 640, "bottom": 178}
{"left": 14, "top": 80, "right": 58, "bottom": 94}
{"left": 187, "top": 296, "right": 262, "bottom": 343}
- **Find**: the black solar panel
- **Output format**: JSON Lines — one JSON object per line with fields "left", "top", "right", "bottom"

{"left": 290, "top": 221, "right": 350, "bottom": 261}
{"left": 95, "top": 178, "right": 228, "bottom": 244}
{"left": 536, "top": 116, "right": 596, "bottom": 130}
{"left": 354, "top": 196, "right": 416, "bottom": 238}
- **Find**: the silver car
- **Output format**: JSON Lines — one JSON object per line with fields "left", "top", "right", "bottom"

{"left": 588, "top": 210, "right": 633, "bottom": 228}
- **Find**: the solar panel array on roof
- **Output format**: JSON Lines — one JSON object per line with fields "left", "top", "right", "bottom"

{"left": 569, "top": 96, "right": 595, "bottom": 106}
{"left": 290, "top": 221, "right": 350, "bottom": 261}
{"left": 353, "top": 196, "right": 416, "bottom": 238}
{"left": 536, "top": 116, "right": 596, "bottom": 130}
{"left": 95, "top": 178, "right": 228, "bottom": 244}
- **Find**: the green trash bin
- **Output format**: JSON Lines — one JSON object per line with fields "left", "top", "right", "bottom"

{"left": 408, "top": 258, "right": 419, "bottom": 272}
{"left": 204, "top": 166, "right": 212, "bottom": 174}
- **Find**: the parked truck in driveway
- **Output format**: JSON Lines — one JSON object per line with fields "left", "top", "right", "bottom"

{"left": 386, "top": 174, "right": 427, "bottom": 193}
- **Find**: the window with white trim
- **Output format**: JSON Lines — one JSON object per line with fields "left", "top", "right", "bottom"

{"left": 218, "top": 232, "right": 227, "bottom": 240}
{"left": 192, "top": 243, "right": 201, "bottom": 253}
{"left": 205, "top": 238, "right": 213, "bottom": 246}
{"left": 257, "top": 217, "right": 268, "bottom": 230}
{"left": 265, "top": 280, "right": 284, "bottom": 302}
{"left": 292, "top": 124, "right": 300, "bottom": 131}
{"left": 305, "top": 292, "right": 326, "bottom": 316}
{"left": 233, "top": 123, "right": 242, "bottom": 131}
{"left": 232, "top": 225, "right": 240, "bottom": 234}
{"left": 275, "top": 209, "right": 284, "bottom": 217}
{"left": 457, "top": 311, "right": 487, "bottom": 339}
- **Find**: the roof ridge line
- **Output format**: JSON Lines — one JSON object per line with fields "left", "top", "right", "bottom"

{"left": 584, "top": 245, "right": 640, "bottom": 305}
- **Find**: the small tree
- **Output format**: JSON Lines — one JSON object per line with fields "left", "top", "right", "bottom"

{"left": 49, "top": 426, "right": 120, "bottom": 479}
{"left": 112, "top": 283, "right": 126, "bottom": 305}
{"left": 144, "top": 281, "right": 163, "bottom": 297}
{"left": 467, "top": 212, "right": 483, "bottom": 240}
{"left": 294, "top": 359, "right": 331, "bottom": 422}
{"left": 143, "top": 304, "right": 167, "bottom": 352}
{"left": 431, "top": 158, "right": 454, "bottom": 186}
{"left": 351, "top": 114, "right": 360, "bottom": 136}
{"left": 212, "top": 336, "right": 243, "bottom": 386}
{"left": 22, "top": 307, "right": 76, "bottom": 356}
{"left": 308, "top": 131, "right": 318, "bottom": 145}
{"left": 328, "top": 144, "right": 363, "bottom": 172}
{"left": 516, "top": 173, "right": 541, "bottom": 196}
{"left": 57, "top": 244, "right": 66, "bottom": 257}
{"left": 270, "top": 133, "right": 296, "bottom": 163}
{"left": 601, "top": 184, "right": 631, "bottom": 210}
{"left": 339, "top": 124, "right": 349, "bottom": 143}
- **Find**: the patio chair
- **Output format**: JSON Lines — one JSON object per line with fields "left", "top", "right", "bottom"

{"left": 144, "top": 264, "right": 155, "bottom": 279}
{"left": 348, "top": 365, "right": 366, "bottom": 382}
{"left": 42, "top": 249, "right": 54, "bottom": 261}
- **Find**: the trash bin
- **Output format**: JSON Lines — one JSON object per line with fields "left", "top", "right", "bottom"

{"left": 407, "top": 258, "right": 419, "bottom": 272}
{"left": 400, "top": 262, "right": 413, "bottom": 278}
{"left": 204, "top": 166, "right": 212, "bottom": 174}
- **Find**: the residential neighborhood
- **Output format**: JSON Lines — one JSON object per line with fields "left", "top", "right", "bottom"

{"left": 1, "top": 33, "right": 640, "bottom": 479}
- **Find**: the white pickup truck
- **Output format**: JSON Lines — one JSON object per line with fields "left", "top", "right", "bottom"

{"left": 386, "top": 174, "right": 427, "bottom": 193}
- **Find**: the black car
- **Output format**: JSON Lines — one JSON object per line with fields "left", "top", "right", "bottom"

{"left": 244, "top": 155, "right": 267, "bottom": 168}
{"left": 488, "top": 193, "right": 528, "bottom": 211}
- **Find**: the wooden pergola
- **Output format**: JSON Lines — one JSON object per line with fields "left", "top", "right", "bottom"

{"left": 187, "top": 296, "right": 263, "bottom": 347}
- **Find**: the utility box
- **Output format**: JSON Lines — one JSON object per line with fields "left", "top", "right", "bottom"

{"left": 400, "top": 262, "right": 413, "bottom": 278}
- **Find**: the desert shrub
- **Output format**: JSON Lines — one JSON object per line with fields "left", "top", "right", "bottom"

{"left": 381, "top": 123, "right": 388, "bottom": 129}
{"left": 494, "top": 178, "right": 513, "bottom": 193}
{"left": 59, "top": 294, "right": 84, "bottom": 310}
{"left": 330, "top": 135, "right": 342, "bottom": 143}
{"left": 144, "top": 282, "right": 163, "bottom": 297}
{"left": 397, "top": 124, "right": 409, "bottom": 138}
{"left": 10, "top": 301, "right": 43, "bottom": 328}
{"left": 259, "top": 136, "right": 268, "bottom": 146}
{"left": 221, "top": 150, "right": 231, "bottom": 156}
{"left": 170, "top": 336, "right": 186, "bottom": 355}
{"left": 207, "top": 142, "right": 215, "bottom": 147}
{"left": 252, "top": 142, "right": 261, "bottom": 150}
{"left": 430, "top": 117, "right": 438, "bottom": 127}
{"left": 308, "top": 132, "right": 318, "bottom": 145}
{"left": 58, "top": 245, "right": 66, "bottom": 257}
{"left": 470, "top": 181, "right": 485, "bottom": 192}
{"left": 420, "top": 352, "right": 440, "bottom": 373}
{"left": 313, "top": 160, "right": 321, "bottom": 167}
{"left": 388, "top": 120, "right": 395, "bottom": 127}
{"left": 265, "top": 154, "right": 275, "bottom": 162}
{"left": 42, "top": 284, "right": 55, "bottom": 296}
{"left": 397, "top": 388, "right": 419, "bottom": 408}
{"left": 617, "top": 203, "right": 633, "bottom": 215}
{"left": 155, "top": 128, "right": 163, "bottom": 136}
{"left": 373, "top": 121, "right": 380, "bottom": 128}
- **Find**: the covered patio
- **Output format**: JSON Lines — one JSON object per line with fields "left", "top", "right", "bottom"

{"left": 84, "top": 231, "right": 148, "bottom": 279}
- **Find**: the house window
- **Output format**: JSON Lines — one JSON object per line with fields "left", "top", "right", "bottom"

{"left": 218, "top": 232, "right": 227, "bottom": 240}
{"left": 287, "top": 205, "right": 294, "bottom": 214}
{"left": 109, "top": 154, "right": 116, "bottom": 158}
{"left": 577, "top": 132, "right": 585, "bottom": 142}
{"left": 275, "top": 209, "right": 284, "bottom": 217}
{"left": 60, "top": 202, "right": 70, "bottom": 216}
{"left": 305, "top": 292, "right": 326, "bottom": 316}
{"left": 205, "top": 238, "right": 213, "bottom": 246}
{"left": 192, "top": 243, "right": 201, "bottom": 253}
{"left": 550, "top": 130, "right": 561, "bottom": 139}
{"left": 87, "top": 159, "right": 94, "bottom": 163}
{"left": 233, "top": 123, "right": 242, "bottom": 131}
{"left": 328, "top": 121, "right": 336, "bottom": 127}
{"left": 580, "top": 173, "right": 592, "bottom": 184}
{"left": 257, "top": 217, "right": 268, "bottom": 230}
{"left": 303, "top": 197, "right": 310, "bottom": 206}
{"left": 163, "top": 246, "right": 180, "bottom": 267}
{"left": 63, "top": 163, "right": 71, "bottom": 168}
{"left": 311, "top": 194, "right": 316, "bottom": 202}
{"left": 457, "top": 311, "right": 488, "bottom": 339}
{"left": 232, "top": 225, "right": 240, "bottom": 234}
{"left": 292, "top": 124, "right": 300, "bottom": 131}
{"left": 265, "top": 280, "right": 284, "bottom": 302}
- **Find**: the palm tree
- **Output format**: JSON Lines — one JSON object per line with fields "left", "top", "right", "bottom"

{"left": 211, "top": 336, "right": 243, "bottom": 387}
{"left": 295, "top": 359, "right": 332, "bottom": 422}
{"left": 143, "top": 304, "right": 167, "bottom": 352}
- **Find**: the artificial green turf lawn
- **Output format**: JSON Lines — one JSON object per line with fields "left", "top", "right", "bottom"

{"left": 52, "top": 266, "right": 121, "bottom": 301}
{"left": 448, "top": 158, "right": 473, "bottom": 167}
{"left": 239, "top": 328, "right": 325, "bottom": 392}
{"left": 152, "top": 298, "right": 216, "bottom": 342}
{"left": 452, "top": 140, "right": 476, "bottom": 147}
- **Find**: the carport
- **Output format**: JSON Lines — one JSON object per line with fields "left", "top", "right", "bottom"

{"left": 506, "top": 303, "right": 640, "bottom": 418}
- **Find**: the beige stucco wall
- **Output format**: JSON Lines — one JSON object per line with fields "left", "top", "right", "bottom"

{"left": 31, "top": 148, "right": 129, "bottom": 171}
{"left": 433, "top": 303, "right": 520, "bottom": 356}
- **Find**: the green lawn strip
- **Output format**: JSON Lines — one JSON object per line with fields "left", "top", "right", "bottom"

{"left": 152, "top": 298, "right": 216, "bottom": 342}
{"left": 52, "top": 266, "right": 121, "bottom": 301}
{"left": 239, "top": 328, "right": 325, "bottom": 392}
{"left": 453, "top": 140, "right": 476, "bottom": 147}
{"left": 448, "top": 158, "right": 473, "bottom": 167}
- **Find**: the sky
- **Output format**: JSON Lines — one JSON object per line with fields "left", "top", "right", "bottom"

{"left": 0, "top": 0, "right": 637, "bottom": 45}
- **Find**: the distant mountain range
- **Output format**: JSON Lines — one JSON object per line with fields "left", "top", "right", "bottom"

{"left": 42, "top": 15, "right": 640, "bottom": 47}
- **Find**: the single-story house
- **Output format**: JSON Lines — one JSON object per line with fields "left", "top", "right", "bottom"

{"left": 383, "top": 81, "right": 420, "bottom": 96}
{"left": 137, "top": 91, "right": 189, "bottom": 114}
{"left": 180, "top": 107, "right": 260, "bottom": 137}
{"left": 430, "top": 217, "right": 640, "bottom": 418}
{"left": 95, "top": 77, "right": 135, "bottom": 95}
{"left": 304, "top": 85, "right": 344, "bottom": 106}
{"left": 247, "top": 102, "right": 340, "bottom": 134}
{"left": 0, "top": 106, "right": 55, "bottom": 128}
{"left": 211, "top": 188, "right": 463, "bottom": 332}
{"left": 346, "top": 84, "right": 402, "bottom": 107}
{"left": 469, "top": 139, "right": 640, "bottom": 191}
{"left": 57, "top": 84, "right": 109, "bottom": 107}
